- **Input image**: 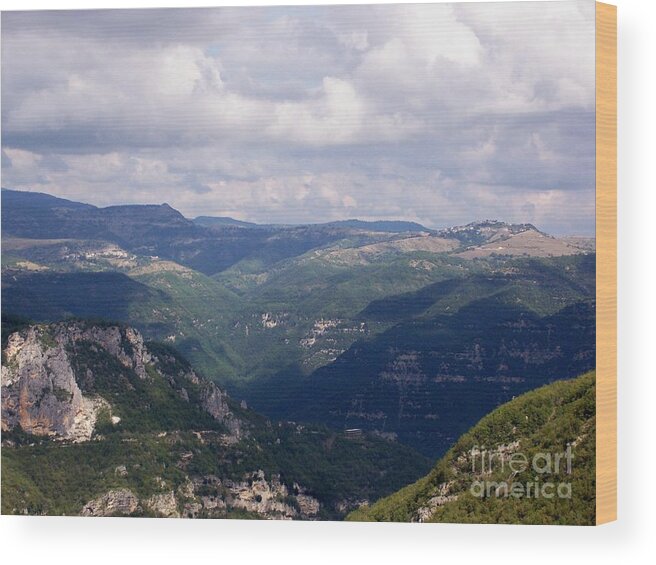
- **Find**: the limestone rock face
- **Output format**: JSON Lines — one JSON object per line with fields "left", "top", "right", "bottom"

{"left": 183, "top": 470, "right": 321, "bottom": 520}
{"left": 76, "top": 472, "right": 320, "bottom": 520}
{"left": 145, "top": 491, "right": 180, "bottom": 518}
{"left": 296, "top": 492, "right": 321, "bottom": 516}
{"left": 63, "top": 323, "right": 151, "bottom": 379}
{"left": 1, "top": 323, "right": 148, "bottom": 440}
{"left": 1, "top": 326, "right": 104, "bottom": 441}
{"left": 1, "top": 322, "right": 242, "bottom": 441}
{"left": 413, "top": 480, "right": 458, "bottom": 523}
{"left": 199, "top": 382, "right": 243, "bottom": 439}
{"left": 81, "top": 489, "right": 140, "bottom": 517}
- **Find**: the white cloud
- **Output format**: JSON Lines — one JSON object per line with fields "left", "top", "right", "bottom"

{"left": 268, "top": 77, "right": 364, "bottom": 145}
{"left": 1, "top": 3, "right": 596, "bottom": 235}
{"left": 336, "top": 30, "right": 369, "bottom": 52}
{"left": 389, "top": 3, "right": 482, "bottom": 66}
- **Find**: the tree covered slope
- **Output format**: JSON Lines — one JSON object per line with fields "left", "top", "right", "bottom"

{"left": 347, "top": 372, "right": 596, "bottom": 525}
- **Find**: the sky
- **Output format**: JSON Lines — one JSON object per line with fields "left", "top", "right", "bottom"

{"left": 1, "top": 1, "right": 596, "bottom": 235}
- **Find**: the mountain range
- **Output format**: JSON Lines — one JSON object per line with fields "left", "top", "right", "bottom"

{"left": 2, "top": 187, "right": 595, "bottom": 466}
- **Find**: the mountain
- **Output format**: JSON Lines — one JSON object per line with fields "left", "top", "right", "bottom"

{"left": 1, "top": 271, "right": 166, "bottom": 322}
{"left": 1, "top": 188, "right": 596, "bottom": 460}
{"left": 1, "top": 188, "right": 192, "bottom": 243}
{"left": 194, "top": 216, "right": 262, "bottom": 229}
{"left": 194, "top": 216, "right": 433, "bottom": 233}
{"left": 1, "top": 188, "right": 95, "bottom": 239}
{"left": 1, "top": 188, "right": 94, "bottom": 211}
{"left": 242, "top": 255, "right": 596, "bottom": 458}
{"left": 1, "top": 320, "right": 430, "bottom": 518}
{"left": 438, "top": 220, "right": 591, "bottom": 258}
{"left": 347, "top": 372, "right": 596, "bottom": 525}
{"left": 1, "top": 189, "right": 222, "bottom": 270}
{"left": 322, "top": 219, "right": 432, "bottom": 233}
{"left": 0, "top": 258, "right": 249, "bottom": 378}
{"left": 456, "top": 229, "right": 588, "bottom": 259}
{"left": 2, "top": 189, "right": 404, "bottom": 275}
{"left": 438, "top": 220, "right": 544, "bottom": 246}
{"left": 2, "top": 190, "right": 593, "bottom": 279}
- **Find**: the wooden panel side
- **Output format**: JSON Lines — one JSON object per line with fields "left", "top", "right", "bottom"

{"left": 595, "top": 1, "right": 617, "bottom": 526}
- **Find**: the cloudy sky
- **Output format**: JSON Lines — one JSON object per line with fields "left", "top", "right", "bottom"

{"left": 1, "top": 1, "right": 595, "bottom": 235}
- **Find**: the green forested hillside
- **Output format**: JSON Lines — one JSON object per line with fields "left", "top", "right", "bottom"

{"left": 347, "top": 372, "right": 596, "bottom": 525}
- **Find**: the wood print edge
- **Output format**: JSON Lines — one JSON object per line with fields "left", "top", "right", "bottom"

{"left": 595, "top": 1, "right": 617, "bottom": 526}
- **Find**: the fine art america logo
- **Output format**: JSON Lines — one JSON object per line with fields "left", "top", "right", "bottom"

{"left": 469, "top": 444, "right": 574, "bottom": 499}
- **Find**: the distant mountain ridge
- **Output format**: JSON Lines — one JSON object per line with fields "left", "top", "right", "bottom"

{"left": 319, "top": 219, "right": 433, "bottom": 233}
{"left": 2, "top": 189, "right": 433, "bottom": 234}
{"left": 437, "top": 220, "right": 544, "bottom": 246}
{"left": 4, "top": 188, "right": 593, "bottom": 278}
{"left": 2, "top": 188, "right": 195, "bottom": 244}
{"left": 194, "top": 217, "right": 433, "bottom": 233}
{"left": 1, "top": 188, "right": 95, "bottom": 211}
{"left": 3, "top": 188, "right": 576, "bottom": 242}
{"left": 194, "top": 215, "right": 262, "bottom": 229}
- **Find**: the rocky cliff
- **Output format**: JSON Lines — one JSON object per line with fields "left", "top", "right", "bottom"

{"left": 1, "top": 322, "right": 241, "bottom": 442}
{"left": 74, "top": 469, "right": 322, "bottom": 519}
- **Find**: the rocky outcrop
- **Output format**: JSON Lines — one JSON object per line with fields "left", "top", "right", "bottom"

{"left": 2, "top": 322, "right": 242, "bottom": 441}
{"left": 172, "top": 363, "right": 244, "bottom": 438}
{"left": 145, "top": 491, "right": 180, "bottom": 518}
{"left": 81, "top": 489, "right": 140, "bottom": 517}
{"left": 78, "top": 472, "right": 320, "bottom": 520}
{"left": 54, "top": 322, "right": 150, "bottom": 378}
{"left": 182, "top": 471, "right": 320, "bottom": 520}
{"left": 1, "top": 326, "right": 109, "bottom": 441}
{"left": 296, "top": 492, "right": 321, "bottom": 516}
{"left": 225, "top": 471, "right": 297, "bottom": 518}
{"left": 414, "top": 481, "right": 458, "bottom": 522}
{"left": 199, "top": 382, "right": 243, "bottom": 439}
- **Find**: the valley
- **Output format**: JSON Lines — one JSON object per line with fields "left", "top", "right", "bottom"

{"left": 1, "top": 187, "right": 596, "bottom": 515}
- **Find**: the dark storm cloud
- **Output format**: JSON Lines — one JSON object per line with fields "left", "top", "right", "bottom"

{"left": 1, "top": 2, "right": 596, "bottom": 235}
